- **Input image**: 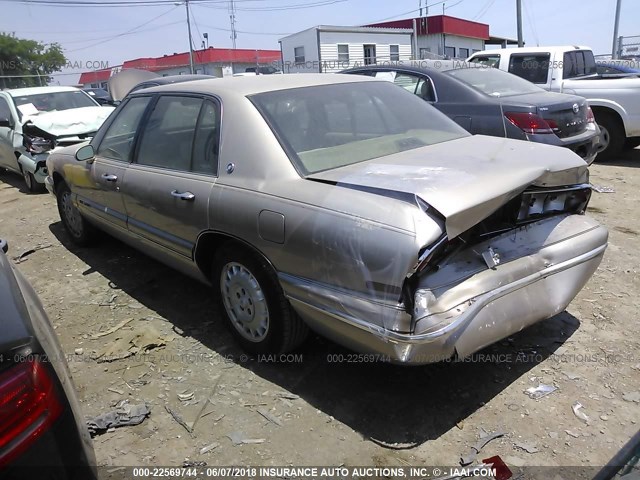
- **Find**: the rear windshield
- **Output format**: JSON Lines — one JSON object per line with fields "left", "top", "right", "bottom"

{"left": 445, "top": 67, "right": 545, "bottom": 97}
{"left": 250, "top": 82, "right": 469, "bottom": 175}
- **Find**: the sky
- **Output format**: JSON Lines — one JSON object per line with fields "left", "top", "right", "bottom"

{"left": 0, "top": 0, "right": 638, "bottom": 85}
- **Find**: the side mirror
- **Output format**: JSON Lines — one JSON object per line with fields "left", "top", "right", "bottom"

{"left": 75, "top": 144, "right": 95, "bottom": 162}
{"left": 0, "top": 117, "right": 12, "bottom": 128}
{"left": 0, "top": 239, "right": 8, "bottom": 254}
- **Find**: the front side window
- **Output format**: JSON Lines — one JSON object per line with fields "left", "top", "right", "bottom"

{"left": 507, "top": 53, "right": 550, "bottom": 84}
{"left": 0, "top": 97, "right": 12, "bottom": 123}
{"left": 294, "top": 46, "right": 305, "bottom": 64}
{"left": 97, "top": 96, "right": 152, "bottom": 162}
{"left": 251, "top": 82, "right": 469, "bottom": 175}
{"left": 390, "top": 45, "right": 400, "bottom": 61}
{"left": 338, "top": 44, "right": 349, "bottom": 62}
{"left": 136, "top": 96, "right": 202, "bottom": 172}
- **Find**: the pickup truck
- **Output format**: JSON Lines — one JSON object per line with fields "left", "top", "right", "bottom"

{"left": 467, "top": 46, "right": 640, "bottom": 160}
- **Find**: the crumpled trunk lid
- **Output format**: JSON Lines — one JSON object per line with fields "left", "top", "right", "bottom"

{"left": 22, "top": 106, "right": 115, "bottom": 138}
{"left": 307, "top": 135, "right": 588, "bottom": 239}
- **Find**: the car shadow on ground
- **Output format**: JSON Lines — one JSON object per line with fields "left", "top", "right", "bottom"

{"left": 0, "top": 172, "right": 47, "bottom": 195}
{"left": 49, "top": 222, "right": 580, "bottom": 448}
{"left": 597, "top": 147, "right": 640, "bottom": 168}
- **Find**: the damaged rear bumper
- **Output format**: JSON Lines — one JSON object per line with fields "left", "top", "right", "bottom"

{"left": 287, "top": 214, "right": 607, "bottom": 364}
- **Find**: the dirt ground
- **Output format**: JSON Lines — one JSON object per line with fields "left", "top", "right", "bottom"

{"left": 1, "top": 150, "right": 639, "bottom": 475}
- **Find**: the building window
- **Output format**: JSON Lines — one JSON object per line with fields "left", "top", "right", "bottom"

{"left": 444, "top": 46, "right": 456, "bottom": 58}
{"left": 458, "top": 47, "right": 469, "bottom": 59}
{"left": 390, "top": 45, "right": 400, "bottom": 61}
{"left": 294, "top": 46, "right": 305, "bottom": 64}
{"left": 364, "top": 44, "right": 377, "bottom": 65}
{"left": 338, "top": 44, "right": 349, "bottom": 62}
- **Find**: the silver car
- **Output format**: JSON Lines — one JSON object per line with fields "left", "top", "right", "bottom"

{"left": 45, "top": 75, "right": 608, "bottom": 364}
{"left": 0, "top": 86, "right": 114, "bottom": 192}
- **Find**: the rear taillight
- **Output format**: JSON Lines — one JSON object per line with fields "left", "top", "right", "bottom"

{"left": 0, "top": 359, "right": 63, "bottom": 466}
{"left": 586, "top": 106, "right": 595, "bottom": 123}
{"left": 504, "top": 112, "right": 555, "bottom": 134}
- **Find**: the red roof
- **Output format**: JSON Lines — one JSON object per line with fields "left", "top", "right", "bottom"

{"left": 366, "top": 15, "right": 489, "bottom": 40}
{"left": 79, "top": 47, "right": 281, "bottom": 84}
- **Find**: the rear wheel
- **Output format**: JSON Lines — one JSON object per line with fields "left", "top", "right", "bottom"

{"left": 56, "top": 183, "right": 95, "bottom": 246}
{"left": 595, "top": 111, "right": 625, "bottom": 161}
{"left": 212, "top": 243, "right": 308, "bottom": 354}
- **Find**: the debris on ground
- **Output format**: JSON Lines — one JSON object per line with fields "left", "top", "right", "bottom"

{"left": 591, "top": 184, "right": 615, "bottom": 193}
{"left": 91, "top": 318, "right": 134, "bottom": 339}
{"left": 524, "top": 384, "right": 557, "bottom": 399}
{"left": 274, "top": 392, "right": 300, "bottom": 400}
{"left": 178, "top": 391, "right": 195, "bottom": 402}
{"left": 183, "top": 460, "right": 207, "bottom": 468}
{"left": 107, "top": 387, "right": 125, "bottom": 395}
{"left": 256, "top": 408, "right": 283, "bottom": 426}
{"left": 165, "top": 405, "right": 193, "bottom": 434}
{"left": 74, "top": 348, "right": 84, "bottom": 355}
{"left": 481, "top": 456, "right": 513, "bottom": 480}
{"left": 13, "top": 243, "right": 52, "bottom": 263}
{"left": 460, "top": 430, "right": 506, "bottom": 466}
{"left": 565, "top": 430, "right": 581, "bottom": 438}
{"left": 199, "top": 443, "right": 220, "bottom": 455}
{"left": 563, "top": 372, "right": 581, "bottom": 380}
{"left": 92, "top": 324, "right": 166, "bottom": 362}
{"left": 513, "top": 440, "right": 540, "bottom": 454}
{"left": 227, "top": 431, "right": 266, "bottom": 446}
{"left": 572, "top": 402, "right": 590, "bottom": 423}
{"left": 86, "top": 401, "right": 150, "bottom": 436}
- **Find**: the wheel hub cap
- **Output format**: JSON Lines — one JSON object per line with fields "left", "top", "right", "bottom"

{"left": 220, "top": 262, "right": 269, "bottom": 342}
{"left": 62, "top": 192, "right": 83, "bottom": 237}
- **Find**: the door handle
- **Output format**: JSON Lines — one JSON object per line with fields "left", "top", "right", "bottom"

{"left": 171, "top": 190, "right": 195, "bottom": 201}
{"left": 101, "top": 173, "right": 118, "bottom": 182}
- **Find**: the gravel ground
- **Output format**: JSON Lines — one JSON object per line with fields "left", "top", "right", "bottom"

{"left": 0, "top": 150, "right": 639, "bottom": 475}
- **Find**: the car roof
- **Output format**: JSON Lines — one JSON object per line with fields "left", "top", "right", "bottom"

{"left": 344, "top": 60, "right": 478, "bottom": 75}
{"left": 149, "top": 74, "right": 215, "bottom": 85}
{"left": 135, "top": 73, "right": 378, "bottom": 97}
{"left": 471, "top": 46, "right": 592, "bottom": 56}
{"left": 4, "top": 86, "right": 83, "bottom": 97}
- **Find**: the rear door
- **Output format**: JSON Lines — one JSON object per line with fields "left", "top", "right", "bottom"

{"left": 121, "top": 95, "right": 218, "bottom": 257}
{"left": 75, "top": 96, "right": 152, "bottom": 230}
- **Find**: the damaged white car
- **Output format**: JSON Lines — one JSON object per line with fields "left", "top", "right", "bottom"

{"left": 0, "top": 86, "right": 114, "bottom": 192}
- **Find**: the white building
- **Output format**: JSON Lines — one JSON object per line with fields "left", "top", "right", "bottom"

{"left": 279, "top": 26, "right": 413, "bottom": 73}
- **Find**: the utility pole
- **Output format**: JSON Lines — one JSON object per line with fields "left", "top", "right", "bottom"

{"left": 185, "top": 0, "right": 195, "bottom": 74}
{"left": 612, "top": 0, "right": 622, "bottom": 58}
{"left": 516, "top": 0, "right": 524, "bottom": 47}
{"left": 229, "top": 0, "right": 237, "bottom": 49}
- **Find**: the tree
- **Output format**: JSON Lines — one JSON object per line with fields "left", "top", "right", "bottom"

{"left": 0, "top": 33, "right": 67, "bottom": 89}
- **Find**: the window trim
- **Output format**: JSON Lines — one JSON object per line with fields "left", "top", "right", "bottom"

{"left": 130, "top": 93, "right": 222, "bottom": 177}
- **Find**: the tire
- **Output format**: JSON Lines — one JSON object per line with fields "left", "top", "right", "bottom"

{"left": 22, "top": 169, "right": 44, "bottom": 193}
{"left": 212, "top": 243, "right": 308, "bottom": 354}
{"left": 56, "top": 183, "right": 96, "bottom": 246}
{"left": 595, "top": 111, "right": 625, "bottom": 161}
{"left": 624, "top": 137, "right": 640, "bottom": 150}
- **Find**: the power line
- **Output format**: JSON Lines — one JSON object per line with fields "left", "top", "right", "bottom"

{"left": 522, "top": 0, "right": 539, "bottom": 46}
{"left": 472, "top": 0, "right": 496, "bottom": 20}
{"left": 66, "top": 5, "right": 178, "bottom": 51}
{"left": 196, "top": 0, "right": 346, "bottom": 11}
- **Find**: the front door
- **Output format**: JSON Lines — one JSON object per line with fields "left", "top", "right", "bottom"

{"left": 0, "top": 96, "right": 18, "bottom": 172}
{"left": 364, "top": 45, "right": 377, "bottom": 65}
{"left": 122, "top": 95, "right": 220, "bottom": 257}
{"left": 76, "top": 96, "right": 152, "bottom": 231}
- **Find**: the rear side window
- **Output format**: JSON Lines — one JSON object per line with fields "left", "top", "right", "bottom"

{"left": 508, "top": 54, "right": 550, "bottom": 84}
{"left": 136, "top": 96, "right": 202, "bottom": 171}
{"left": 191, "top": 100, "right": 220, "bottom": 176}
{"left": 0, "top": 97, "right": 12, "bottom": 122}
{"left": 563, "top": 50, "right": 597, "bottom": 79}
{"left": 97, "top": 96, "right": 151, "bottom": 162}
